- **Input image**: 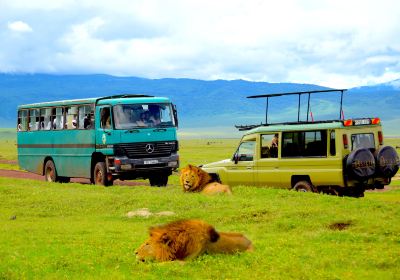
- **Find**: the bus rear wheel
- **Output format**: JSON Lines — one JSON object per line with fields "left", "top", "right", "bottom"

{"left": 44, "top": 160, "right": 58, "bottom": 183}
{"left": 93, "top": 162, "right": 112, "bottom": 186}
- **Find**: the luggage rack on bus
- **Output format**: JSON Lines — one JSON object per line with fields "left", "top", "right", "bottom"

{"left": 235, "top": 89, "right": 347, "bottom": 131}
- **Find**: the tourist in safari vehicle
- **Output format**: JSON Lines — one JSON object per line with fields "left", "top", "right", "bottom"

{"left": 201, "top": 89, "right": 399, "bottom": 197}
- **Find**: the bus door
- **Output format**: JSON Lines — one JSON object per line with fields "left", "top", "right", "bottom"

{"left": 96, "top": 106, "right": 119, "bottom": 148}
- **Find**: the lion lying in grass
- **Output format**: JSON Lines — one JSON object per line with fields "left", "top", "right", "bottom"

{"left": 180, "top": 164, "right": 232, "bottom": 195}
{"left": 135, "top": 219, "right": 253, "bottom": 262}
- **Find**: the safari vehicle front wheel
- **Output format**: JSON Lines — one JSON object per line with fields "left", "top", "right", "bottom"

{"left": 93, "top": 162, "right": 113, "bottom": 186}
{"left": 293, "top": 181, "right": 316, "bottom": 193}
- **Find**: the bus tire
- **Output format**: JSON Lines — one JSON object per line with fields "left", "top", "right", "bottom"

{"left": 93, "top": 162, "right": 111, "bottom": 186}
{"left": 44, "top": 160, "right": 58, "bottom": 183}
{"left": 293, "top": 181, "right": 315, "bottom": 193}
{"left": 149, "top": 173, "right": 168, "bottom": 187}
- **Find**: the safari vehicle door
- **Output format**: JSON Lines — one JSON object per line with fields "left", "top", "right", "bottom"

{"left": 95, "top": 106, "right": 119, "bottom": 149}
{"left": 254, "top": 133, "right": 281, "bottom": 187}
{"left": 226, "top": 136, "right": 256, "bottom": 186}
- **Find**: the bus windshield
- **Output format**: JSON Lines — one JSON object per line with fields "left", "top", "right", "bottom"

{"left": 113, "top": 103, "right": 175, "bottom": 129}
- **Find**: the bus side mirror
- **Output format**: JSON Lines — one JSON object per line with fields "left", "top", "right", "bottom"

{"left": 172, "top": 104, "right": 178, "bottom": 128}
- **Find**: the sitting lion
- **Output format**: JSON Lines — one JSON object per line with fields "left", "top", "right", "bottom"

{"left": 135, "top": 219, "right": 253, "bottom": 262}
{"left": 135, "top": 219, "right": 220, "bottom": 262}
{"left": 206, "top": 232, "right": 253, "bottom": 254}
{"left": 180, "top": 164, "right": 232, "bottom": 195}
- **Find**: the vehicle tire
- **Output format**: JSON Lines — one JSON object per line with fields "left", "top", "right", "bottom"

{"left": 293, "top": 181, "right": 315, "bottom": 193}
{"left": 149, "top": 173, "right": 168, "bottom": 187}
{"left": 375, "top": 146, "right": 400, "bottom": 178}
{"left": 59, "top": 177, "right": 70, "bottom": 183}
{"left": 93, "top": 162, "right": 112, "bottom": 186}
{"left": 44, "top": 160, "right": 58, "bottom": 182}
{"left": 345, "top": 148, "right": 376, "bottom": 181}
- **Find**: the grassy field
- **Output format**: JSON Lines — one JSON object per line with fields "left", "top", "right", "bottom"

{"left": 0, "top": 129, "right": 400, "bottom": 279}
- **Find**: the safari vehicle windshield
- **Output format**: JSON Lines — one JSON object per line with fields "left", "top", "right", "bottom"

{"left": 113, "top": 103, "right": 175, "bottom": 129}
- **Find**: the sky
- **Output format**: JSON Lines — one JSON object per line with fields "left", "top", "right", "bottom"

{"left": 1, "top": 0, "right": 400, "bottom": 88}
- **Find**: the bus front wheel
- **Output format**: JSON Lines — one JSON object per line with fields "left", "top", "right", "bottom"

{"left": 93, "top": 162, "right": 112, "bottom": 186}
{"left": 44, "top": 160, "right": 58, "bottom": 183}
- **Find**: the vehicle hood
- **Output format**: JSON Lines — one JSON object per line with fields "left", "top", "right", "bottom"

{"left": 202, "top": 159, "right": 231, "bottom": 168}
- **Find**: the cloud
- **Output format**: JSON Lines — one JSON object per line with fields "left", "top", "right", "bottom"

{"left": 7, "top": 21, "right": 33, "bottom": 32}
{"left": 1, "top": 0, "right": 400, "bottom": 87}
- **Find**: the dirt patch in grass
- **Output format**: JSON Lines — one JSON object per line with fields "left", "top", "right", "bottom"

{"left": 328, "top": 221, "right": 352, "bottom": 231}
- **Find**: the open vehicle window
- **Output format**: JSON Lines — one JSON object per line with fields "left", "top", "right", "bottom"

{"left": 100, "top": 107, "right": 111, "bottom": 129}
{"left": 113, "top": 103, "right": 175, "bottom": 129}
{"left": 351, "top": 133, "right": 374, "bottom": 150}
{"left": 282, "top": 130, "right": 327, "bottom": 157}
{"left": 40, "top": 108, "right": 52, "bottom": 130}
{"left": 261, "top": 134, "right": 278, "bottom": 158}
{"left": 234, "top": 140, "right": 256, "bottom": 161}
{"left": 79, "top": 105, "right": 94, "bottom": 129}
{"left": 29, "top": 109, "right": 40, "bottom": 131}
{"left": 17, "top": 110, "right": 28, "bottom": 131}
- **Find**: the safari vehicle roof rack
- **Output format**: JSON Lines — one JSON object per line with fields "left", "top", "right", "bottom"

{"left": 235, "top": 89, "right": 347, "bottom": 131}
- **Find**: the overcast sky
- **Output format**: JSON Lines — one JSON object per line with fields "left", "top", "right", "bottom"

{"left": 1, "top": 0, "right": 400, "bottom": 88}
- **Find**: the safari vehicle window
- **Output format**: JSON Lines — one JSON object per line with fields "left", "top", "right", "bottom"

{"left": 40, "top": 108, "right": 52, "bottom": 130}
{"left": 261, "top": 134, "right": 278, "bottom": 158}
{"left": 235, "top": 140, "right": 256, "bottom": 161}
{"left": 66, "top": 106, "right": 78, "bottom": 130}
{"left": 113, "top": 103, "right": 174, "bottom": 129}
{"left": 351, "top": 133, "right": 374, "bottom": 150}
{"left": 17, "top": 110, "right": 28, "bottom": 131}
{"left": 53, "top": 107, "right": 65, "bottom": 130}
{"left": 282, "top": 130, "right": 327, "bottom": 157}
{"left": 330, "top": 130, "right": 336, "bottom": 156}
{"left": 29, "top": 109, "right": 40, "bottom": 131}
{"left": 100, "top": 107, "right": 111, "bottom": 129}
{"left": 78, "top": 105, "right": 94, "bottom": 129}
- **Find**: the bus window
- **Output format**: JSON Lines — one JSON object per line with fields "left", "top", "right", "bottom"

{"left": 53, "top": 107, "right": 65, "bottom": 130}
{"left": 40, "top": 108, "right": 53, "bottom": 130}
{"left": 66, "top": 106, "right": 78, "bottom": 130}
{"left": 79, "top": 105, "right": 94, "bottom": 129}
{"left": 29, "top": 109, "right": 40, "bottom": 131}
{"left": 17, "top": 110, "right": 28, "bottom": 131}
{"left": 100, "top": 107, "right": 111, "bottom": 129}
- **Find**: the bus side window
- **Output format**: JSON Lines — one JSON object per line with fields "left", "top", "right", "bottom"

{"left": 40, "top": 108, "right": 53, "bottom": 130}
{"left": 17, "top": 110, "right": 28, "bottom": 131}
{"left": 29, "top": 109, "right": 40, "bottom": 131}
{"left": 66, "top": 106, "right": 78, "bottom": 130}
{"left": 79, "top": 105, "right": 94, "bottom": 129}
{"left": 53, "top": 107, "right": 65, "bottom": 130}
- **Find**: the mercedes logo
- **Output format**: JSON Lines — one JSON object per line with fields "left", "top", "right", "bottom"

{"left": 145, "top": 144, "right": 155, "bottom": 154}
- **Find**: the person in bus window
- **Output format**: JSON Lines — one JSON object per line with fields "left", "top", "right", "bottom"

{"left": 101, "top": 108, "right": 111, "bottom": 128}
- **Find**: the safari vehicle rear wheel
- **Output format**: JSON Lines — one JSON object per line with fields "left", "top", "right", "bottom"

{"left": 293, "top": 181, "right": 316, "bottom": 193}
{"left": 44, "top": 160, "right": 58, "bottom": 183}
{"left": 93, "top": 162, "right": 113, "bottom": 186}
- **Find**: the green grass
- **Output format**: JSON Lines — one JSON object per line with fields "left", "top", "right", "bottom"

{"left": 0, "top": 131, "right": 400, "bottom": 279}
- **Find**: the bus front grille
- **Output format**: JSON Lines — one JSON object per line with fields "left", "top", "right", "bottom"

{"left": 115, "top": 142, "right": 176, "bottom": 158}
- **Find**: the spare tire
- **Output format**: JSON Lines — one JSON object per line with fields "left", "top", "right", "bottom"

{"left": 375, "top": 146, "right": 400, "bottom": 178}
{"left": 345, "top": 148, "right": 376, "bottom": 181}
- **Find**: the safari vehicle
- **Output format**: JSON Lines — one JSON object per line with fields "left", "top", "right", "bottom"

{"left": 201, "top": 89, "right": 399, "bottom": 197}
{"left": 17, "top": 94, "right": 179, "bottom": 186}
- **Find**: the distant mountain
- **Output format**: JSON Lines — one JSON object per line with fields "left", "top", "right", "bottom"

{"left": 0, "top": 74, "right": 399, "bottom": 136}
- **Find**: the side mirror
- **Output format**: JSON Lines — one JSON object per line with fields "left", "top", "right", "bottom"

{"left": 172, "top": 104, "right": 179, "bottom": 128}
{"left": 233, "top": 153, "right": 239, "bottom": 164}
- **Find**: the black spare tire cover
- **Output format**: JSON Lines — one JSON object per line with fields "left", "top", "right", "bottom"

{"left": 375, "top": 146, "right": 400, "bottom": 178}
{"left": 345, "top": 148, "right": 376, "bottom": 181}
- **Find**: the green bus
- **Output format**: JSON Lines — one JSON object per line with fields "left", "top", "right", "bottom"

{"left": 17, "top": 95, "right": 179, "bottom": 186}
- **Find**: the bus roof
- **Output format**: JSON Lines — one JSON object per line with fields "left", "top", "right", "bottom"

{"left": 18, "top": 95, "right": 172, "bottom": 109}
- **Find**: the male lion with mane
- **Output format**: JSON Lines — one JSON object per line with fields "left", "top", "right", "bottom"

{"left": 135, "top": 219, "right": 253, "bottom": 262}
{"left": 180, "top": 164, "right": 232, "bottom": 195}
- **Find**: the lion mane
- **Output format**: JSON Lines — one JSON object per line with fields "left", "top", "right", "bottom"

{"left": 135, "top": 220, "right": 253, "bottom": 262}
{"left": 135, "top": 219, "right": 220, "bottom": 262}
{"left": 180, "top": 164, "right": 232, "bottom": 195}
